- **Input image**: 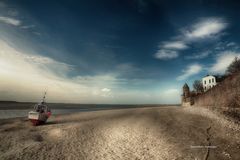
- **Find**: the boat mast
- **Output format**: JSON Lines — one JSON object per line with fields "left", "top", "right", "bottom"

{"left": 41, "top": 92, "right": 47, "bottom": 104}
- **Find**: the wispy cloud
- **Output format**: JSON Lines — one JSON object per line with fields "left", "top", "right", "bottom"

{"left": 102, "top": 88, "right": 111, "bottom": 92}
{"left": 0, "top": 39, "right": 117, "bottom": 103}
{"left": 185, "top": 51, "right": 211, "bottom": 60}
{"left": 161, "top": 41, "right": 188, "bottom": 50}
{"left": 0, "top": 2, "right": 37, "bottom": 34}
{"left": 215, "top": 41, "right": 239, "bottom": 51}
{"left": 226, "top": 42, "right": 236, "bottom": 47}
{"left": 0, "top": 39, "right": 165, "bottom": 103}
{"left": 0, "top": 16, "right": 21, "bottom": 26}
{"left": 155, "top": 40, "right": 187, "bottom": 60}
{"left": 209, "top": 51, "right": 240, "bottom": 74}
{"left": 155, "top": 17, "right": 228, "bottom": 60}
{"left": 21, "top": 25, "right": 35, "bottom": 29}
{"left": 177, "top": 64, "right": 202, "bottom": 80}
{"left": 154, "top": 50, "right": 178, "bottom": 60}
{"left": 32, "top": 32, "right": 41, "bottom": 36}
{"left": 101, "top": 88, "right": 112, "bottom": 97}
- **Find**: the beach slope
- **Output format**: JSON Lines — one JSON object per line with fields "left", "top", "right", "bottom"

{"left": 0, "top": 106, "right": 239, "bottom": 160}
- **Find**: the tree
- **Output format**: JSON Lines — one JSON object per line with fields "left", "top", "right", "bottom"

{"left": 226, "top": 57, "right": 240, "bottom": 75}
{"left": 193, "top": 80, "right": 204, "bottom": 93}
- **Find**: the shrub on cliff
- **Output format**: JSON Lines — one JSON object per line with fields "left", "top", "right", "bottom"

{"left": 193, "top": 80, "right": 204, "bottom": 93}
{"left": 226, "top": 57, "right": 240, "bottom": 76}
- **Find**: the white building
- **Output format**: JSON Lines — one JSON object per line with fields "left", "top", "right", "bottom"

{"left": 202, "top": 75, "right": 217, "bottom": 92}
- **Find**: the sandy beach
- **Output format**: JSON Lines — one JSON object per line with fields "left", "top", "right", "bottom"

{"left": 0, "top": 106, "right": 239, "bottom": 160}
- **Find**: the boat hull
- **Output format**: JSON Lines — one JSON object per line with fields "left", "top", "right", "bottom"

{"left": 29, "top": 119, "right": 46, "bottom": 126}
{"left": 28, "top": 111, "right": 51, "bottom": 126}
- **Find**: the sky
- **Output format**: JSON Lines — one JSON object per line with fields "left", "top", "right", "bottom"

{"left": 0, "top": 0, "right": 240, "bottom": 104}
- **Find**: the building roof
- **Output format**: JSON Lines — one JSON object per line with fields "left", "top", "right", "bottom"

{"left": 183, "top": 83, "right": 189, "bottom": 89}
{"left": 203, "top": 75, "right": 216, "bottom": 78}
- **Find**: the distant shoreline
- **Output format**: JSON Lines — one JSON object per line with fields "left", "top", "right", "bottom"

{"left": 0, "top": 104, "right": 180, "bottom": 119}
{"left": 0, "top": 102, "right": 180, "bottom": 110}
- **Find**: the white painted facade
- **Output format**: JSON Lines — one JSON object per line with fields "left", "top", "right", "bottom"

{"left": 202, "top": 75, "right": 217, "bottom": 92}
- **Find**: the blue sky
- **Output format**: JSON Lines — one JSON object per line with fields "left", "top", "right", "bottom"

{"left": 0, "top": 0, "right": 240, "bottom": 104}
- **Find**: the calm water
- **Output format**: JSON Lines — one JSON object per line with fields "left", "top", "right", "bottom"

{"left": 0, "top": 104, "right": 172, "bottom": 119}
{"left": 0, "top": 108, "right": 99, "bottom": 119}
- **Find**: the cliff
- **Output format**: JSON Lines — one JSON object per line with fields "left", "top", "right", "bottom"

{"left": 193, "top": 72, "right": 240, "bottom": 120}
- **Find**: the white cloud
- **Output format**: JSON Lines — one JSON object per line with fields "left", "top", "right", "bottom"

{"left": 101, "top": 88, "right": 111, "bottom": 92}
{"left": 74, "top": 74, "right": 120, "bottom": 87}
{"left": 0, "top": 39, "right": 119, "bottom": 103}
{"left": 155, "top": 41, "right": 187, "bottom": 60}
{"left": 154, "top": 50, "right": 178, "bottom": 59}
{"left": 155, "top": 17, "right": 227, "bottom": 60}
{"left": 183, "top": 18, "right": 227, "bottom": 39}
{"left": 177, "top": 64, "right": 202, "bottom": 80}
{"left": 1, "top": 39, "right": 179, "bottom": 104}
{"left": 162, "top": 41, "right": 188, "bottom": 50}
{"left": 101, "top": 88, "right": 112, "bottom": 97}
{"left": 0, "top": 16, "right": 21, "bottom": 26}
{"left": 209, "top": 51, "right": 240, "bottom": 74}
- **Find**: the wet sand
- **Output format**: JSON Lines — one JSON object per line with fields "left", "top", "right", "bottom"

{"left": 0, "top": 106, "right": 239, "bottom": 160}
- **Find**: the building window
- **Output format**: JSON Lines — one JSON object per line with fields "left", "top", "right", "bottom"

{"left": 212, "top": 78, "right": 214, "bottom": 83}
{"left": 204, "top": 80, "right": 206, "bottom": 84}
{"left": 205, "top": 87, "right": 206, "bottom": 90}
{"left": 209, "top": 79, "right": 211, "bottom": 83}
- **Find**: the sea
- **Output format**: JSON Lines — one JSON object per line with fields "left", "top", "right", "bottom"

{"left": 0, "top": 103, "right": 171, "bottom": 119}
{"left": 0, "top": 109, "right": 92, "bottom": 119}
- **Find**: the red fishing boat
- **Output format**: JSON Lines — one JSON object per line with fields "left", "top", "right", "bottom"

{"left": 28, "top": 92, "right": 51, "bottom": 126}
